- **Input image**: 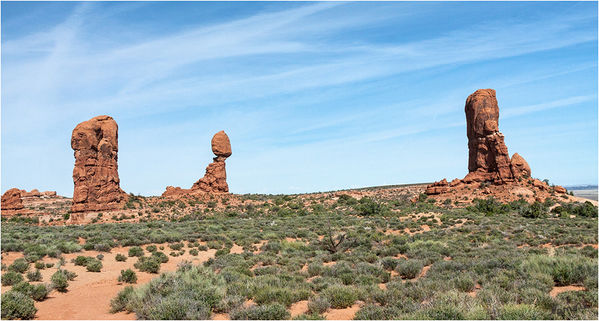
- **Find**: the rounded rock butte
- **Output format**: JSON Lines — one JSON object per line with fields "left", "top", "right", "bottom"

{"left": 71, "top": 115, "right": 127, "bottom": 212}
{"left": 1, "top": 188, "right": 24, "bottom": 211}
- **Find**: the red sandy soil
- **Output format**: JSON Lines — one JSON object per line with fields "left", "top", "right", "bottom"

{"left": 549, "top": 285, "right": 585, "bottom": 297}
{"left": 2, "top": 244, "right": 216, "bottom": 320}
{"left": 289, "top": 300, "right": 309, "bottom": 317}
{"left": 323, "top": 302, "right": 362, "bottom": 320}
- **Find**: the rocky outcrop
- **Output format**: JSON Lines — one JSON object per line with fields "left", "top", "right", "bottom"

{"left": 464, "top": 89, "right": 515, "bottom": 183}
{"left": 510, "top": 153, "right": 531, "bottom": 179}
{"left": 71, "top": 115, "right": 127, "bottom": 212}
{"left": 1, "top": 188, "right": 24, "bottom": 211}
{"left": 192, "top": 131, "right": 231, "bottom": 193}
{"left": 424, "top": 89, "right": 563, "bottom": 203}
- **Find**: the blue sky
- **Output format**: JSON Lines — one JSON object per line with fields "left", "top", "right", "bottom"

{"left": 2, "top": 1, "right": 597, "bottom": 197}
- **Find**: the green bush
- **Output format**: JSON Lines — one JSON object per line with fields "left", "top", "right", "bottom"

{"left": 519, "top": 201, "right": 547, "bottom": 218}
{"left": 128, "top": 246, "right": 144, "bottom": 257}
{"left": 12, "top": 281, "right": 49, "bottom": 301}
{"left": 146, "top": 245, "right": 157, "bottom": 252}
{"left": 34, "top": 262, "right": 45, "bottom": 270}
{"left": 86, "top": 259, "right": 103, "bottom": 272}
{"left": 115, "top": 254, "right": 127, "bottom": 262}
{"left": 231, "top": 303, "right": 290, "bottom": 320}
{"left": 8, "top": 258, "right": 29, "bottom": 274}
{"left": 499, "top": 303, "right": 548, "bottom": 319}
{"left": 397, "top": 260, "right": 423, "bottom": 279}
{"left": 189, "top": 249, "right": 199, "bottom": 256}
{"left": 1, "top": 291, "right": 37, "bottom": 320}
{"left": 134, "top": 256, "right": 161, "bottom": 273}
{"left": 26, "top": 269, "right": 42, "bottom": 282}
{"left": 152, "top": 251, "right": 169, "bottom": 263}
{"left": 2, "top": 271, "right": 24, "bottom": 286}
{"left": 308, "top": 297, "right": 330, "bottom": 314}
{"left": 110, "top": 285, "right": 135, "bottom": 313}
{"left": 118, "top": 269, "right": 137, "bottom": 284}
{"left": 51, "top": 270, "right": 69, "bottom": 292}
{"left": 354, "top": 304, "right": 389, "bottom": 320}
{"left": 521, "top": 255, "right": 596, "bottom": 286}
{"left": 322, "top": 285, "right": 358, "bottom": 308}
{"left": 73, "top": 256, "right": 92, "bottom": 266}
{"left": 169, "top": 242, "right": 184, "bottom": 251}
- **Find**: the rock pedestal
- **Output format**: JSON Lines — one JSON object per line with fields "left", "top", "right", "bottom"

{"left": 71, "top": 115, "right": 126, "bottom": 212}
{"left": 192, "top": 131, "right": 232, "bottom": 193}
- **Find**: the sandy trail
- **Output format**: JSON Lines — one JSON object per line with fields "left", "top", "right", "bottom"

{"left": 2, "top": 244, "right": 216, "bottom": 320}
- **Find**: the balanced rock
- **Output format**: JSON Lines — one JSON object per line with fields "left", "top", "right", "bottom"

{"left": 1, "top": 188, "right": 24, "bottom": 211}
{"left": 71, "top": 115, "right": 126, "bottom": 212}
{"left": 192, "top": 131, "right": 232, "bottom": 193}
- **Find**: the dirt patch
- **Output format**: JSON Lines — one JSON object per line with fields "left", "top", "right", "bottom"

{"left": 549, "top": 285, "right": 585, "bottom": 298}
{"left": 230, "top": 244, "right": 244, "bottom": 254}
{"left": 324, "top": 303, "right": 361, "bottom": 320}
{"left": 10, "top": 244, "right": 217, "bottom": 320}
{"left": 212, "top": 313, "right": 230, "bottom": 320}
{"left": 289, "top": 300, "right": 309, "bottom": 317}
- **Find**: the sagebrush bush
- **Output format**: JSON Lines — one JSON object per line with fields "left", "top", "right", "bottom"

{"left": 8, "top": 258, "right": 29, "bottom": 274}
{"left": 73, "top": 256, "right": 92, "bottom": 266}
{"left": 26, "top": 269, "right": 42, "bottom": 282}
{"left": 115, "top": 253, "right": 127, "bottom": 262}
{"left": 397, "top": 260, "right": 423, "bottom": 279}
{"left": 134, "top": 256, "right": 161, "bottom": 273}
{"left": 128, "top": 246, "right": 144, "bottom": 257}
{"left": 86, "top": 259, "right": 103, "bottom": 272}
{"left": 51, "top": 270, "right": 69, "bottom": 292}
{"left": 322, "top": 285, "right": 358, "bottom": 308}
{"left": 499, "top": 303, "right": 548, "bottom": 320}
{"left": 118, "top": 269, "right": 137, "bottom": 284}
{"left": 521, "top": 255, "right": 596, "bottom": 286}
{"left": 2, "top": 271, "right": 24, "bottom": 286}
{"left": 1, "top": 291, "right": 37, "bottom": 320}
{"left": 307, "top": 296, "right": 330, "bottom": 314}
{"left": 230, "top": 303, "right": 290, "bottom": 320}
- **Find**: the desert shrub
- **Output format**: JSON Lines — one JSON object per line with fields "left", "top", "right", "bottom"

{"left": 1, "top": 291, "right": 37, "bottom": 320}
{"left": 230, "top": 303, "right": 290, "bottom": 320}
{"left": 2, "top": 271, "right": 24, "bottom": 286}
{"left": 169, "top": 242, "right": 184, "bottom": 251}
{"left": 86, "top": 259, "right": 103, "bottom": 272}
{"left": 110, "top": 285, "right": 135, "bottom": 313}
{"left": 73, "top": 256, "right": 92, "bottom": 266}
{"left": 453, "top": 275, "right": 475, "bottom": 292}
{"left": 128, "top": 246, "right": 144, "bottom": 257}
{"left": 51, "top": 270, "right": 69, "bottom": 292}
{"left": 397, "top": 260, "right": 423, "bottom": 279}
{"left": 469, "top": 197, "right": 509, "bottom": 216}
{"left": 189, "top": 249, "right": 199, "bottom": 256}
{"left": 521, "top": 255, "right": 596, "bottom": 286}
{"left": 34, "top": 261, "right": 45, "bottom": 270}
{"left": 519, "top": 201, "right": 547, "bottom": 218}
{"left": 354, "top": 304, "right": 389, "bottom": 320}
{"left": 146, "top": 245, "right": 157, "bottom": 252}
{"left": 111, "top": 265, "right": 226, "bottom": 319}
{"left": 118, "top": 269, "right": 137, "bottom": 284}
{"left": 26, "top": 269, "right": 42, "bottom": 282}
{"left": 499, "top": 303, "right": 548, "bottom": 319}
{"left": 356, "top": 198, "right": 387, "bottom": 216}
{"left": 322, "top": 285, "right": 358, "bottom": 308}
{"left": 12, "top": 281, "right": 49, "bottom": 301}
{"left": 8, "top": 258, "right": 29, "bottom": 274}
{"left": 45, "top": 263, "right": 54, "bottom": 268}
{"left": 307, "top": 297, "right": 330, "bottom": 314}
{"left": 380, "top": 257, "right": 399, "bottom": 271}
{"left": 151, "top": 251, "right": 169, "bottom": 263}
{"left": 134, "top": 256, "right": 161, "bottom": 273}
{"left": 96, "top": 254, "right": 104, "bottom": 260}
{"left": 115, "top": 254, "right": 127, "bottom": 262}
{"left": 253, "top": 285, "right": 310, "bottom": 307}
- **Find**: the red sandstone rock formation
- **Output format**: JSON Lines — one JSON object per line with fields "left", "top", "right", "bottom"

{"left": 425, "top": 89, "right": 551, "bottom": 200}
{"left": 1, "top": 188, "right": 24, "bottom": 211}
{"left": 192, "top": 131, "right": 231, "bottom": 193}
{"left": 71, "top": 115, "right": 127, "bottom": 212}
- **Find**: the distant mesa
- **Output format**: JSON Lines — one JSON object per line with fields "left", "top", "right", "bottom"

{"left": 425, "top": 89, "right": 568, "bottom": 201}
{"left": 71, "top": 115, "right": 127, "bottom": 213}
{"left": 162, "top": 130, "right": 232, "bottom": 197}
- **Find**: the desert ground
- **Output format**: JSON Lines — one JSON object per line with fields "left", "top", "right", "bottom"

{"left": 1, "top": 184, "right": 597, "bottom": 320}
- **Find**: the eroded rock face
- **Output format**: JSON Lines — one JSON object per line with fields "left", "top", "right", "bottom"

{"left": 1, "top": 188, "right": 24, "bottom": 211}
{"left": 465, "top": 89, "right": 514, "bottom": 183}
{"left": 424, "top": 89, "right": 555, "bottom": 202}
{"left": 71, "top": 115, "right": 126, "bottom": 212}
{"left": 192, "top": 131, "right": 232, "bottom": 193}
